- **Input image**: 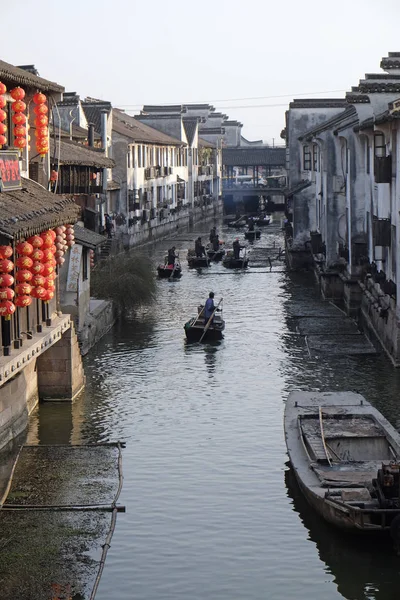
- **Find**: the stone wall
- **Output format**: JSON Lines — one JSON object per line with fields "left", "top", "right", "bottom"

{"left": 36, "top": 324, "right": 85, "bottom": 400}
{"left": 79, "top": 299, "right": 116, "bottom": 356}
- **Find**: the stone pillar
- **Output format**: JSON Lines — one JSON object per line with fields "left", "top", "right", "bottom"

{"left": 36, "top": 324, "right": 85, "bottom": 401}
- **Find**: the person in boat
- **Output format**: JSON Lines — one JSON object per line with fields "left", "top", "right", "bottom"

{"left": 248, "top": 217, "right": 255, "bottom": 232}
{"left": 167, "top": 246, "right": 177, "bottom": 267}
{"left": 204, "top": 291, "right": 217, "bottom": 324}
{"left": 195, "top": 237, "right": 206, "bottom": 258}
{"left": 233, "top": 238, "right": 243, "bottom": 259}
{"left": 209, "top": 227, "right": 217, "bottom": 244}
{"left": 212, "top": 234, "right": 220, "bottom": 252}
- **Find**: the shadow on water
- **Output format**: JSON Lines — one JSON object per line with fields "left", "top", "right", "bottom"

{"left": 285, "top": 464, "right": 400, "bottom": 599}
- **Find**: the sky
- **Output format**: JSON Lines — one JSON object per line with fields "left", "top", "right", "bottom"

{"left": 3, "top": 0, "right": 400, "bottom": 144}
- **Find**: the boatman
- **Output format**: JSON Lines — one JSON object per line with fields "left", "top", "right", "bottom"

{"left": 204, "top": 291, "right": 216, "bottom": 324}
{"left": 233, "top": 238, "right": 242, "bottom": 259}
{"left": 209, "top": 226, "right": 217, "bottom": 244}
{"left": 195, "top": 237, "right": 206, "bottom": 258}
{"left": 167, "top": 246, "right": 177, "bottom": 266}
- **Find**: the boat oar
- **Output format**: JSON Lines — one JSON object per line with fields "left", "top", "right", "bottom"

{"left": 169, "top": 253, "right": 179, "bottom": 279}
{"left": 199, "top": 298, "right": 223, "bottom": 343}
{"left": 192, "top": 305, "right": 205, "bottom": 327}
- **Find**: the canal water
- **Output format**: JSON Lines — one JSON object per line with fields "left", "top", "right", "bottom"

{"left": 28, "top": 217, "right": 400, "bottom": 599}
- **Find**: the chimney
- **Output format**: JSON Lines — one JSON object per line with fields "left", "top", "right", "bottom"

{"left": 88, "top": 123, "right": 95, "bottom": 147}
{"left": 101, "top": 110, "right": 108, "bottom": 155}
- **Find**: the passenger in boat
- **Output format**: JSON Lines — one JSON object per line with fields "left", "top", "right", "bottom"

{"left": 209, "top": 227, "right": 217, "bottom": 244}
{"left": 195, "top": 237, "right": 206, "bottom": 258}
{"left": 248, "top": 217, "right": 255, "bottom": 232}
{"left": 233, "top": 238, "right": 242, "bottom": 259}
{"left": 212, "top": 234, "right": 220, "bottom": 252}
{"left": 167, "top": 246, "right": 177, "bottom": 266}
{"left": 204, "top": 292, "right": 216, "bottom": 323}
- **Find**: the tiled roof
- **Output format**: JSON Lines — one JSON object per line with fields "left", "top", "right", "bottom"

{"left": 0, "top": 178, "right": 80, "bottom": 239}
{"left": 49, "top": 138, "right": 114, "bottom": 168}
{"left": 183, "top": 118, "right": 198, "bottom": 146}
{"left": 199, "top": 127, "right": 226, "bottom": 135}
{"left": 198, "top": 137, "right": 215, "bottom": 148}
{"left": 74, "top": 225, "right": 107, "bottom": 249}
{"left": 112, "top": 109, "right": 184, "bottom": 145}
{"left": 289, "top": 99, "right": 348, "bottom": 109}
{"left": 107, "top": 180, "right": 121, "bottom": 191}
{"left": 82, "top": 98, "right": 112, "bottom": 134}
{"left": 142, "top": 105, "right": 186, "bottom": 114}
{"left": 381, "top": 53, "right": 400, "bottom": 70}
{"left": 222, "top": 147, "right": 286, "bottom": 167}
{"left": 0, "top": 60, "right": 64, "bottom": 93}
{"left": 53, "top": 124, "right": 101, "bottom": 141}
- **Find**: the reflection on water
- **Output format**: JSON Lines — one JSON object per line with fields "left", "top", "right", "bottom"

{"left": 9, "top": 217, "right": 400, "bottom": 599}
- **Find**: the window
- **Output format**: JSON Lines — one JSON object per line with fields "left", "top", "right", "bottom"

{"left": 303, "top": 145, "right": 311, "bottom": 171}
{"left": 138, "top": 145, "right": 142, "bottom": 168}
{"left": 312, "top": 144, "right": 319, "bottom": 171}
{"left": 366, "top": 142, "right": 370, "bottom": 174}
{"left": 374, "top": 133, "right": 386, "bottom": 158}
{"left": 82, "top": 248, "right": 88, "bottom": 281}
{"left": 127, "top": 149, "right": 131, "bottom": 168}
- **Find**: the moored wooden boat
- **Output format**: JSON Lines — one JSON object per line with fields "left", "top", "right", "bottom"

{"left": 284, "top": 391, "right": 400, "bottom": 546}
{"left": 253, "top": 215, "right": 271, "bottom": 226}
{"left": 187, "top": 249, "right": 210, "bottom": 268}
{"left": 244, "top": 229, "right": 261, "bottom": 240}
{"left": 206, "top": 243, "right": 225, "bottom": 262}
{"left": 157, "top": 263, "right": 182, "bottom": 278}
{"left": 222, "top": 251, "right": 249, "bottom": 269}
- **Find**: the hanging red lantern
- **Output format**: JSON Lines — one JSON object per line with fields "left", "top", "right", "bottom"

{"left": 31, "top": 261, "right": 44, "bottom": 275}
{"left": 0, "top": 259, "right": 14, "bottom": 273}
{"left": 33, "top": 104, "right": 48, "bottom": 116}
{"left": 13, "top": 125, "right": 26, "bottom": 138}
{"left": 40, "top": 233, "right": 54, "bottom": 248}
{"left": 16, "top": 269, "right": 32, "bottom": 282}
{"left": 0, "top": 109, "right": 6, "bottom": 122}
{"left": 0, "top": 97, "right": 6, "bottom": 109}
{"left": 43, "top": 289, "right": 55, "bottom": 303}
{"left": 12, "top": 112, "right": 26, "bottom": 126}
{"left": 28, "top": 235, "right": 44, "bottom": 248}
{"left": 43, "top": 277, "right": 55, "bottom": 290}
{"left": 0, "top": 300, "right": 16, "bottom": 319}
{"left": 34, "top": 115, "right": 48, "bottom": 128}
{"left": 31, "top": 286, "right": 47, "bottom": 300}
{"left": 12, "top": 100, "right": 26, "bottom": 113}
{"left": 37, "top": 142, "right": 49, "bottom": 156}
{"left": 0, "top": 245, "right": 13, "bottom": 259}
{"left": 14, "top": 295, "right": 32, "bottom": 308}
{"left": 31, "top": 248, "right": 44, "bottom": 261}
{"left": 33, "top": 92, "right": 47, "bottom": 105}
{"left": 0, "top": 134, "right": 6, "bottom": 146}
{"left": 42, "top": 248, "right": 55, "bottom": 262}
{"left": 16, "top": 256, "right": 33, "bottom": 269}
{"left": 14, "top": 137, "right": 27, "bottom": 149}
{"left": 0, "top": 82, "right": 6, "bottom": 95}
{"left": 47, "top": 271, "right": 57, "bottom": 281}
{"left": 0, "top": 123, "right": 7, "bottom": 135}
{"left": 15, "top": 282, "right": 32, "bottom": 296}
{"left": 31, "top": 274, "right": 45, "bottom": 287}
{"left": 10, "top": 87, "right": 25, "bottom": 101}
{"left": 0, "top": 287, "right": 14, "bottom": 300}
{"left": 16, "top": 241, "right": 33, "bottom": 256}
{"left": 0, "top": 273, "right": 14, "bottom": 287}
{"left": 35, "top": 127, "right": 49, "bottom": 139}
{"left": 42, "top": 263, "right": 54, "bottom": 276}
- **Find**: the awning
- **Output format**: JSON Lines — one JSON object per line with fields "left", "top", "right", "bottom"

{"left": 74, "top": 225, "right": 107, "bottom": 249}
{"left": 284, "top": 180, "right": 312, "bottom": 198}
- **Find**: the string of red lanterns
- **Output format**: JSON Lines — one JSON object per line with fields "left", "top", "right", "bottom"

{"left": 0, "top": 81, "right": 7, "bottom": 147}
{"left": 11, "top": 87, "right": 27, "bottom": 150}
{"left": 33, "top": 92, "right": 49, "bottom": 157}
{"left": 0, "top": 245, "right": 16, "bottom": 319}
{"left": 15, "top": 241, "right": 33, "bottom": 307}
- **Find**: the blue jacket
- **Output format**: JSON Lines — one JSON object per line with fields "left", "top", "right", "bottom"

{"left": 204, "top": 298, "right": 215, "bottom": 319}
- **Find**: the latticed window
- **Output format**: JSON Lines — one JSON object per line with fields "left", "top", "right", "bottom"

{"left": 303, "top": 145, "right": 311, "bottom": 170}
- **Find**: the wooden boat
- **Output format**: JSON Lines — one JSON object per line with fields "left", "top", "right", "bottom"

{"left": 253, "top": 215, "right": 271, "bottom": 226}
{"left": 157, "top": 263, "right": 182, "bottom": 278}
{"left": 222, "top": 251, "right": 249, "bottom": 269}
{"left": 284, "top": 391, "right": 400, "bottom": 545}
{"left": 244, "top": 228, "right": 261, "bottom": 241}
{"left": 184, "top": 303, "right": 225, "bottom": 342}
{"left": 187, "top": 249, "right": 210, "bottom": 268}
{"left": 227, "top": 217, "right": 247, "bottom": 228}
{"left": 206, "top": 243, "right": 225, "bottom": 262}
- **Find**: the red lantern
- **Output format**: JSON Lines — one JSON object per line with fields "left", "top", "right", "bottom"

{"left": 42, "top": 263, "right": 54, "bottom": 276}
{"left": 34, "top": 115, "right": 48, "bottom": 128}
{"left": 37, "top": 142, "right": 49, "bottom": 156}
{"left": 33, "top": 92, "right": 47, "bottom": 105}
{"left": 0, "top": 273, "right": 14, "bottom": 286}
{"left": 12, "top": 112, "right": 26, "bottom": 125}
{"left": 0, "top": 82, "right": 6, "bottom": 95}
{"left": 47, "top": 271, "right": 57, "bottom": 281}
{"left": 28, "top": 235, "right": 44, "bottom": 248}
{"left": 0, "top": 97, "right": 6, "bottom": 109}
{"left": 31, "top": 286, "right": 46, "bottom": 300}
{"left": 31, "top": 248, "right": 44, "bottom": 261}
{"left": 0, "top": 109, "right": 6, "bottom": 122}
{"left": 16, "top": 269, "right": 32, "bottom": 282}
{"left": 40, "top": 234, "right": 53, "bottom": 248}
{"left": 15, "top": 282, "right": 32, "bottom": 295}
{"left": 42, "top": 248, "right": 55, "bottom": 261}
{"left": 16, "top": 241, "right": 33, "bottom": 256}
{"left": 0, "top": 300, "right": 16, "bottom": 318}
{"left": 13, "top": 125, "right": 26, "bottom": 138}
{"left": 43, "top": 277, "right": 55, "bottom": 290}
{"left": 14, "top": 295, "right": 32, "bottom": 307}
{"left": 33, "top": 104, "right": 48, "bottom": 116}
{"left": 10, "top": 87, "right": 25, "bottom": 101}
{"left": 43, "top": 289, "right": 54, "bottom": 302}
{"left": 16, "top": 256, "right": 33, "bottom": 269}
{"left": 56, "top": 256, "right": 65, "bottom": 266}
{"left": 0, "top": 245, "right": 13, "bottom": 259}
{"left": 0, "top": 287, "right": 14, "bottom": 300}
{"left": 14, "top": 137, "right": 27, "bottom": 149}
{"left": 0, "top": 259, "right": 14, "bottom": 273}
{"left": 35, "top": 127, "right": 49, "bottom": 140}
{"left": 0, "top": 134, "right": 6, "bottom": 146}
{"left": 12, "top": 100, "right": 26, "bottom": 113}
{"left": 31, "top": 274, "right": 45, "bottom": 287}
{"left": 31, "top": 261, "right": 44, "bottom": 275}
{"left": 0, "top": 123, "right": 7, "bottom": 135}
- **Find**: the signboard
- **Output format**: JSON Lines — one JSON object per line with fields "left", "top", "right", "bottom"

{"left": 0, "top": 150, "right": 22, "bottom": 191}
{"left": 66, "top": 244, "right": 83, "bottom": 292}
